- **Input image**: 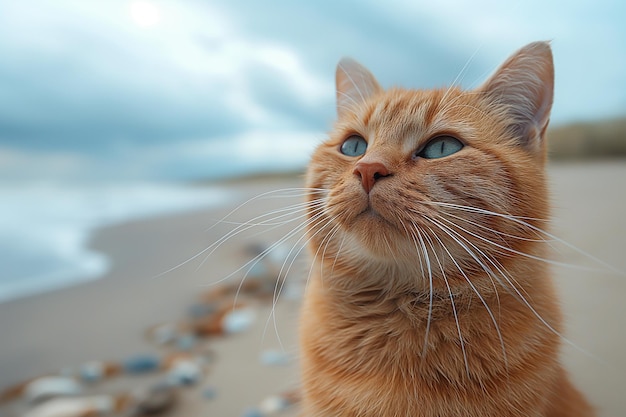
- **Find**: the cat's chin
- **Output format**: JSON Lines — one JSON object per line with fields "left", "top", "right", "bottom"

{"left": 349, "top": 208, "right": 405, "bottom": 240}
{"left": 355, "top": 207, "right": 394, "bottom": 226}
{"left": 342, "top": 212, "right": 416, "bottom": 260}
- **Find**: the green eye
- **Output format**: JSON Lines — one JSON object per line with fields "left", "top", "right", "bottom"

{"left": 418, "top": 136, "right": 464, "bottom": 159}
{"left": 340, "top": 135, "right": 367, "bottom": 156}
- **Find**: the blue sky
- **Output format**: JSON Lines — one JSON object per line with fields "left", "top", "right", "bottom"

{"left": 0, "top": 0, "right": 624, "bottom": 182}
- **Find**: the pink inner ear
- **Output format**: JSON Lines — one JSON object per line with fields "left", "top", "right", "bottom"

{"left": 335, "top": 58, "right": 382, "bottom": 118}
{"left": 479, "top": 41, "right": 554, "bottom": 154}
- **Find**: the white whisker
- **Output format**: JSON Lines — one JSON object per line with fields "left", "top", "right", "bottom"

{"left": 422, "top": 226, "right": 471, "bottom": 378}
{"left": 152, "top": 189, "right": 325, "bottom": 279}
{"left": 414, "top": 228, "right": 434, "bottom": 356}
{"left": 426, "top": 217, "right": 509, "bottom": 371}
{"left": 228, "top": 204, "right": 328, "bottom": 299}
{"left": 262, "top": 211, "right": 339, "bottom": 347}
{"left": 431, "top": 207, "right": 596, "bottom": 271}
{"left": 195, "top": 199, "right": 326, "bottom": 275}
{"left": 425, "top": 213, "right": 598, "bottom": 361}
{"left": 429, "top": 201, "right": 622, "bottom": 275}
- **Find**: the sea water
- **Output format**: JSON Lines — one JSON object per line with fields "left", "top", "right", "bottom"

{"left": 0, "top": 182, "right": 233, "bottom": 303}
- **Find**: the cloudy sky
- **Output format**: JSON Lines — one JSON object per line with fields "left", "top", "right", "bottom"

{"left": 0, "top": 0, "right": 624, "bottom": 182}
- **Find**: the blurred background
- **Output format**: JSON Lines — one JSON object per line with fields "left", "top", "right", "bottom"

{"left": 0, "top": 1, "right": 625, "bottom": 415}
{"left": 1, "top": 0, "right": 625, "bottom": 302}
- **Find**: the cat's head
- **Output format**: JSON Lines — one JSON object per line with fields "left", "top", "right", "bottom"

{"left": 305, "top": 42, "right": 554, "bottom": 291}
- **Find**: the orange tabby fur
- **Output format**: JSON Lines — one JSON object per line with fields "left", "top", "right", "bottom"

{"left": 299, "top": 42, "right": 595, "bottom": 416}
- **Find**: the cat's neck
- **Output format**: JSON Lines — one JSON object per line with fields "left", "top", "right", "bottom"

{"left": 305, "top": 253, "right": 561, "bottom": 358}
{"left": 312, "top": 251, "right": 551, "bottom": 324}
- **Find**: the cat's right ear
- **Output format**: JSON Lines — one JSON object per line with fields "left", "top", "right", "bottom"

{"left": 336, "top": 58, "right": 382, "bottom": 118}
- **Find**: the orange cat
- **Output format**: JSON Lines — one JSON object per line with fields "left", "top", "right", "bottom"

{"left": 299, "top": 42, "right": 595, "bottom": 416}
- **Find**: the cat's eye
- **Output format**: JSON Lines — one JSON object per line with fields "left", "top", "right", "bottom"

{"left": 418, "top": 136, "right": 464, "bottom": 159}
{"left": 340, "top": 135, "right": 368, "bottom": 157}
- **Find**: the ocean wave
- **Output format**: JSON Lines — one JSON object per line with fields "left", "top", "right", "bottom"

{"left": 0, "top": 182, "right": 233, "bottom": 303}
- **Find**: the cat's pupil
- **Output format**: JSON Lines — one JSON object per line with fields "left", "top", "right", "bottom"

{"left": 419, "top": 136, "right": 464, "bottom": 159}
{"left": 340, "top": 135, "right": 367, "bottom": 157}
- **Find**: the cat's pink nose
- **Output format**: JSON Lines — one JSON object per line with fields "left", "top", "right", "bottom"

{"left": 353, "top": 161, "right": 391, "bottom": 194}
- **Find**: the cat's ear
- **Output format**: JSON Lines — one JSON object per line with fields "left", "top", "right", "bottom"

{"left": 336, "top": 58, "right": 382, "bottom": 118}
{"left": 479, "top": 41, "right": 554, "bottom": 155}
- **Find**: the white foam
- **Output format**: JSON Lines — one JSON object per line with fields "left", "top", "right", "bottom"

{"left": 0, "top": 182, "right": 234, "bottom": 303}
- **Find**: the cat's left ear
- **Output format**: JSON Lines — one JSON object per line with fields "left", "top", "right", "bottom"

{"left": 479, "top": 41, "right": 554, "bottom": 155}
{"left": 336, "top": 58, "right": 382, "bottom": 118}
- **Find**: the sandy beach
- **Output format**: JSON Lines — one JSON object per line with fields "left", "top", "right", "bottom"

{"left": 0, "top": 161, "right": 624, "bottom": 417}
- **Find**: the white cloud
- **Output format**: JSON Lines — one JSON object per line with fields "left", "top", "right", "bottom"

{"left": 379, "top": 0, "right": 626, "bottom": 122}
{"left": 0, "top": 0, "right": 333, "bottom": 139}
{"left": 0, "top": 0, "right": 624, "bottom": 183}
{"left": 252, "top": 44, "right": 332, "bottom": 104}
{"left": 0, "top": 147, "right": 94, "bottom": 182}
{"left": 129, "top": 1, "right": 161, "bottom": 28}
{"left": 148, "top": 129, "right": 325, "bottom": 179}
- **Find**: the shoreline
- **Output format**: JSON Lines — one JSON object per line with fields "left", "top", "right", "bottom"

{"left": 0, "top": 162, "right": 624, "bottom": 416}
{"left": 0, "top": 181, "right": 240, "bottom": 306}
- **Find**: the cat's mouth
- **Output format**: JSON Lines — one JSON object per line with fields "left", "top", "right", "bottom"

{"left": 354, "top": 204, "right": 398, "bottom": 230}
{"left": 327, "top": 184, "right": 407, "bottom": 237}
